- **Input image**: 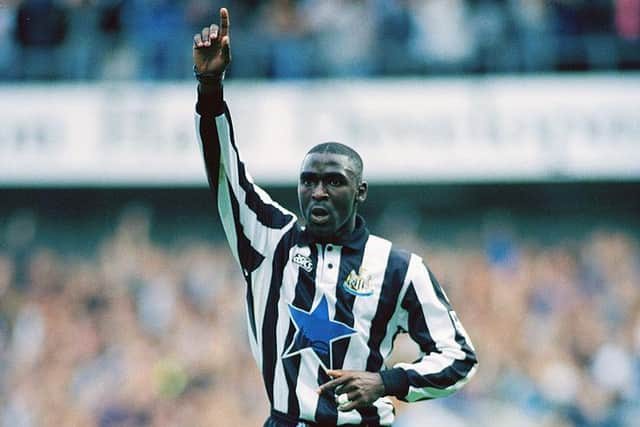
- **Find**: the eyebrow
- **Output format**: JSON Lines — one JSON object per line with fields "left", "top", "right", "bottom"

{"left": 299, "top": 172, "right": 349, "bottom": 181}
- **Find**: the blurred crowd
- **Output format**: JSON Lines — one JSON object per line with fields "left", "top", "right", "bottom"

{"left": 0, "top": 204, "right": 638, "bottom": 426}
{"left": 0, "top": 0, "right": 639, "bottom": 81}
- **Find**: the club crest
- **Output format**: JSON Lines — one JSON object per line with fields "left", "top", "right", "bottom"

{"left": 292, "top": 253, "right": 313, "bottom": 272}
{"left": 342, "top": 268, "right": 373, "bottom": 296}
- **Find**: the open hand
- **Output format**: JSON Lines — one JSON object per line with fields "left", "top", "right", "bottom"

{"left": 317, "top": 370, "right": 385, "bottom": 412}
{"left": 193, "top": 7, "right": 231, "bottom": 78}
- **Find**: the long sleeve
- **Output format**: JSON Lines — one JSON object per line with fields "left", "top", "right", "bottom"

{"left": 194, "top": 84, "right": 297, "bottom": 277}
{"left": 380, "top": 255, "right": 478, "bottom": 402}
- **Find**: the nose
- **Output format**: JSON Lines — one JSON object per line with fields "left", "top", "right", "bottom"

{"left": 311, "top": 182, "right": 329, "bottom": 200}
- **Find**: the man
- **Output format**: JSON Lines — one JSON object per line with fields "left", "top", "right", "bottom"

{"left": 193, "top": 8, "right": 477, "bottom": 427}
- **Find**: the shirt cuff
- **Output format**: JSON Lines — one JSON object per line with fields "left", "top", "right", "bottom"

{"left": 196, "top": 82, "right": 224, "bottom": 116}
{"left": 379, "top": 368, "right": 410, "bottom": 398}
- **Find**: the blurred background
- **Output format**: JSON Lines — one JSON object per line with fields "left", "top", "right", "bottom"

{"left": 1, "top": 0, "right": 640, "bottom": 426}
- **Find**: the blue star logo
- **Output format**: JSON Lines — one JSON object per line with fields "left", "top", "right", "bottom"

{"left": 283, "top": 295, "right": 356, "bottom": 369}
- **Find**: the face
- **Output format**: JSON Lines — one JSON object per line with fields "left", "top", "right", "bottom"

{"left": 298, "top": 152, "right": 367, "bottom": 241}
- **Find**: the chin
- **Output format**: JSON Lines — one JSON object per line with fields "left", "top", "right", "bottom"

{"left": 306, "top": 223, "right": 336, "bottom": 239}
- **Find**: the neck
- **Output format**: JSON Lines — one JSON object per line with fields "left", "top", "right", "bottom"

{"left": 312, "top": 214, "right": 358, "bottom": 245}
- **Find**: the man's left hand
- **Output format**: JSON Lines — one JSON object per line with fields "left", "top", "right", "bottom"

{"left": 317, "top": 370, "right": 385, "bottom": 412}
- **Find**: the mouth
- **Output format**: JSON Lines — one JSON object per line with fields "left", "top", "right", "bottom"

{"left": 309, "top": 206, "right": 330, "bottom": 225}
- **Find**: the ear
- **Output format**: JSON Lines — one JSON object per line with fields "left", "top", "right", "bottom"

{"left": 356, "top": 181, "right": 368, "bottom": 204}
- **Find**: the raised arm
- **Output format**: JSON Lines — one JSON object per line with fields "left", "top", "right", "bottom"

{"left": 193, "top": 7, "right": 231, "bottom": 81}
{"left": 193, "top": 8, "right": 231, "bottom": 188}
{"left": 193, "top": 8, "right": 296, "bottom": 276}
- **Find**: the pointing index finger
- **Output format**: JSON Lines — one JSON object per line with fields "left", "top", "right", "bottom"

{"left": 317, "top": 374, "right": 350, "bottom": 394}
{"left": 219, "top": 7, "right": 230, "bottom": 38}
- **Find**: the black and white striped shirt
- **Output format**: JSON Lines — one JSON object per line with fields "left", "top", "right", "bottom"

{"left": 195, "top": 86, "right": 478, "bottom": 426}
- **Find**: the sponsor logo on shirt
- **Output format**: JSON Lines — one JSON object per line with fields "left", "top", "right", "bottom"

{"left": 292, "top": 253, "right": 313, "bottom": 272}
{"left": 342, "top": 268, "right": 373, "bottom": 296}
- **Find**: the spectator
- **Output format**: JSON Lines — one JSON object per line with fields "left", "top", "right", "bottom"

{"left": 62, "top": 0, "right": 101, "bottom": 80}
{"left": 3, "top": 0, "right": 640, "bottom": 80}
{"left": 616, "top": 0, "right": 640, "bottom": 40}
{"left": 304, "top": 0, "right": 376, "bottom": 77}
{"left": 15, "top": 0, "right": 69, "bottom": 80}
{"left": 0, "top": 0, "right": 18, "bottom": 79}
{"left": 373, "top": 0, "right": 419, "bottom": 75}
{"left": 468, "top": 0, "right": 515, "bottom": 73}
{"left": 615, "top": 0, "right": 640, "bottom": 69}
{"left": 1, "top": 202, "right": 638, "bottom": 426}
{"left": 410, "top": 0, "right": 476, "bottom": 74}
{"left": 261, "top": 0, "right": 314, "bottom": 78}
{"left": 508, "top": 0, "right": 555, "bottom": 71}
{"left": 123, "top": 0, "right": 190, "bottom": 80}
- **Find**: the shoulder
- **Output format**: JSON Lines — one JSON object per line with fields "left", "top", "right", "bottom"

{"left": 367, "top": 233, "right": 419, "bottom": 279}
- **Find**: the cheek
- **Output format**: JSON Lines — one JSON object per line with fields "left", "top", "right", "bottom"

{"left": 298, "top": 190, "right": 310, "bottom": 206}
{"left": 336, "top": 192, "right": 357, "bottom": 213}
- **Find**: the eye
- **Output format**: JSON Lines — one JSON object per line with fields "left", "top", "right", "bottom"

{"left": 301, "top": 178, "right": 314, "bottom": 187}
{"left": 328, "top": 178, "right": 343, "bottom": 187}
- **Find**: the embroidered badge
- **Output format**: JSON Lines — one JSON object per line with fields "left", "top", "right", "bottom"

{"left": 292, "top": 253, "right": 313, "bottom": 272}
{"left": 342, "top": 268, "right": 373, "bottom": 296}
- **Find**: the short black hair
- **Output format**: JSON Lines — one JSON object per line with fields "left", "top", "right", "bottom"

{"left": 306, "top": 142, "right": 363, "bottom": 182}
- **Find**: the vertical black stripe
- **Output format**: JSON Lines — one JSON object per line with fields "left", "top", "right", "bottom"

{"left": 331, "top": 245, "right": 366, "bottom": 369}
{"left": 400, "top": 274, "right": 477, "bottom": 391}
{"left": 245, "top": 273, "right": 258, "bottom": 341}
{"left": 223, "top": 105, "right": 293, "bottom": 229}
{"left": 400, "top": 282, "right": 438, "bottom": 358}
{"left": 262, "top": 228, "right": 298, "bottom": 405}
{"left": 282, "top": 354, "right": 301, "bottom": 418}
{"left": 201, "top": 111, "right": 265, "bottom": 280}
{"left": 429, "top": 268, "right": 476, "bottom": 361}
{"left": 428, "top": 268, "right": 478, "bottom": 383}
{"left": 314, "top": 367, "right": 338, "bottom": 425}
{"left": 362, "top": 248, "right": 409, "bottom": 427}
{"left": 226, "top": 180, "right": 265, "bottom": 341}
{"left": 198, "top": 115, "right": 221, "bottom": 193}
{"left": 366, "top": 248, "right": 411, "bottom": 372}
{"left": 202, "top": 114, "right": 267, "bottom": 345}
{"left": 312, "top": 242, "right": 355, "bottom": 427}
{"left": 330, "top": 245, "right": 380, "bottom": 425}
{"left": 226, "top": 180, "right": 266, "bottom": 274}
{"left": 428, "top": 269, "right": 451, "bottom": 309}
{"left": 282, "top": 244, "right": 319, "bottom": 418}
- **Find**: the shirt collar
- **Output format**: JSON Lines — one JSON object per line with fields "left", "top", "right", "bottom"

{"left": 300, "top": 215, "right": 369, "bottom": 251}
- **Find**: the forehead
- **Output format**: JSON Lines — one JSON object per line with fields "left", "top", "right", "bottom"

{"left": 300, "top": 152, "right": 355, "bottom": 175}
